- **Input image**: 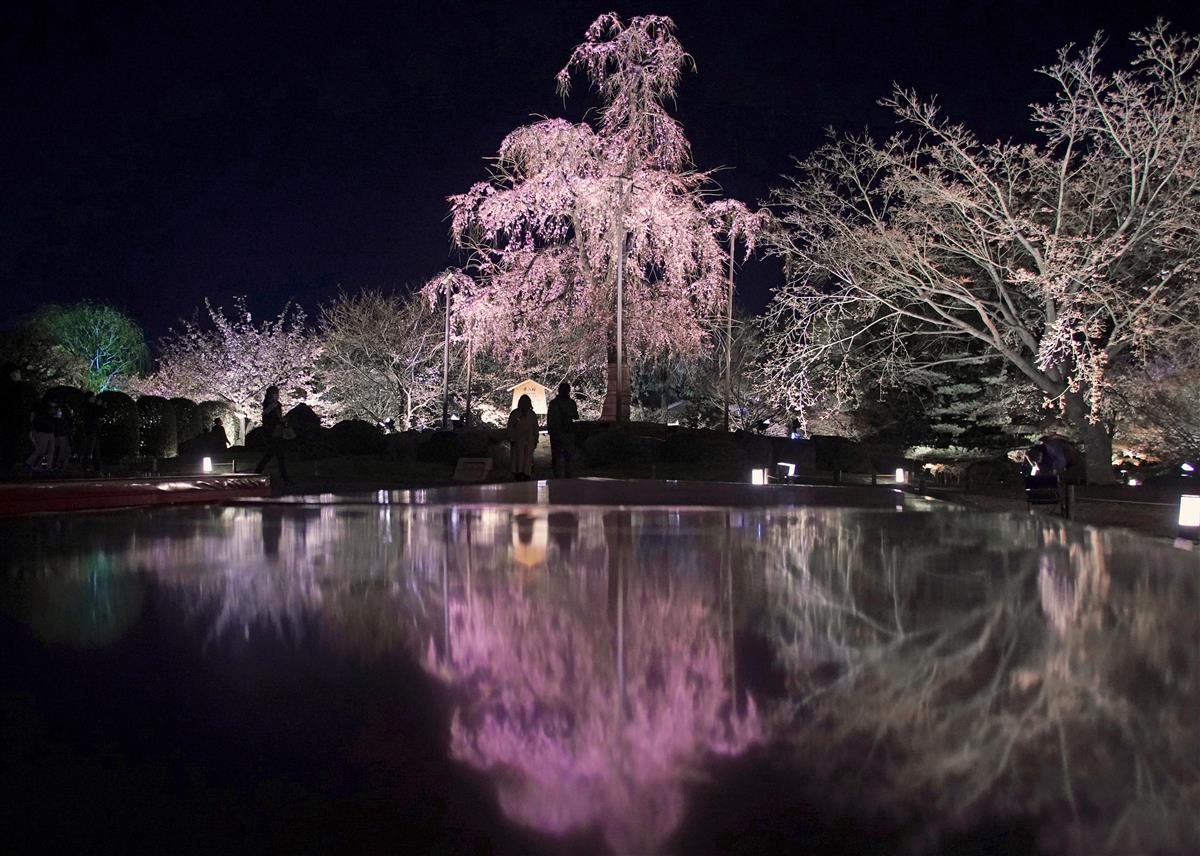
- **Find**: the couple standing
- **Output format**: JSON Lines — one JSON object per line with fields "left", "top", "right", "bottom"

{"left": 507, "top": 382, "right": 578, "bottom": 480}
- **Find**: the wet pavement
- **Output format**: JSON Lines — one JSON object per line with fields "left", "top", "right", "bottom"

{"left": 1, "top": 487, "right": 1197, "bottom": 854}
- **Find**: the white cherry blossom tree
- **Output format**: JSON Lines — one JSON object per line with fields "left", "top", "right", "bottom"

{"left": 765, "top": 22, "right": 1200, "bottom": 482}
{"left": 136, "top": 296, "right": 325, "bottom": 426}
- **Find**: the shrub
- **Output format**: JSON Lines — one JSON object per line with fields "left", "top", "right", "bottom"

{"left": 416, "top": 429, "right": 491, "bottom": 463}
{"left": 329, "top": 419, "right": 386, "bottom": 455}
{"left": 583, "top": 427, "right": 650, "bottom": 468}
{"left": 385, "top": 431, "right": 420, "bottom": 461}
{"left": 244, "top": 425, "right": 267, "bottom": 452}
{"left": 285, "top": 403, "right": 322, "bottom": 439}
{"left": 811, "top": 434, "right": 873, "bottom": 473}
{"left": 137, "top": 395, "right": 178, "bottom": 458}
{"left": 97, "top": 391, "right": 139, "bottom": 462}
{"left": 659, "top": 430, "right": 744, "bottom": 465}
{"left": 170, "top": 397, "right": 203, "bottom": 443}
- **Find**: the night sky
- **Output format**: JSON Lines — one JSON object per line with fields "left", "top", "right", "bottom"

{"left": 5, "top": 0, "right": 1200, "bottom": 341}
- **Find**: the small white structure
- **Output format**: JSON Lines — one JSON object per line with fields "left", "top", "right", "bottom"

{"left": 509, "top": 379, "right": 549, "bottom": 416}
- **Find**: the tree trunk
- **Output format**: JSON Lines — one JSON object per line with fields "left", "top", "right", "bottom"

{"left": 1065, "top": 392, "right": 1116, "bottom": 485}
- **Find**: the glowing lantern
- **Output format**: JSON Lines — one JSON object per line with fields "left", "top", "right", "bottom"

{"left": 895, "top": 468, "right": 907, "bottom": 485}
{"left": 201, "top": 457, "right": 213, "bottom": 474}
{"left": 1179, "top": 495, "right": 1200, "bottom": 529}
{"left": 751, "top": 468, "right": 768, "bottom": 485}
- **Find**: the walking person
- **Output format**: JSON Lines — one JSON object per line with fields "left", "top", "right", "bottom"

{"left": 24, "top": 399, "right": 56, "bottom": 472}
{"left": 546, "top": 381, "right": 579, "bottom": 478}
{"left": 80, "top": 392, "right": 104, "bottom": 471}
{"left": 506, "top": 393, "right": 539, "bottom": 481}
{"left": 253, "top": 386, "right": 293, "bottom": 485}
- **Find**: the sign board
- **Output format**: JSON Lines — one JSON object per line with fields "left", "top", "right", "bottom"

{"left": 508, "top": 379, "right": 549, "bottom": 416}
{"left": 453, "top": 457, "right": 494, "bottom": 482}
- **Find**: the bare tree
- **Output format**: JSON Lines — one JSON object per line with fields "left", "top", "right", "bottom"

{"left": 319, "top": 289, "right": 443, "bottom": 429}
{"left": 765, "top": 23, "right": 1200, "bottom": 483}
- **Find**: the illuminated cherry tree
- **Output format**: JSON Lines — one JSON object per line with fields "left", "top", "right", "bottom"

{"left": 448, "top": 13, "right": 762, "bottom": 396}
{"left": 765, "top": 23, "right": 1200, "bottom": 482}
{"left": 136, "top": 296, "right": 325, "bottom": 424}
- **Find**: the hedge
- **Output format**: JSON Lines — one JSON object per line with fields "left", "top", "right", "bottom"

{"left": 97, "top": 391, "right": 140, "bottom": 462}
{"left": 583, "top": 428, "right": 650, "bottom": 468}
{"left": 137, "top": 395, "right": 178, "bottom": 458}
{"left": 170, "top": 397, "right": 203, "bottom": 444}
{"left": 329, "top": 419, "right": 386, "bottom": 455}
{"left": 285, "top": 403, "right": 322, "bottom": 439}
{"left": 416, "top": 429, "right": 491, "bottom": 464}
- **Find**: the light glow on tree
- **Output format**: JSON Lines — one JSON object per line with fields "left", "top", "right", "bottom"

{"left": 447, "top": 14, "right": 762, "bottom": 402}
{"left": 135, "top": 296, "right": 325, "bottom": 424}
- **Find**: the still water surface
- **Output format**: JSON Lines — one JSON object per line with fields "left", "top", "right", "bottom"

{"left": 1, "top": 500, "right": 1197, "bottom": 854}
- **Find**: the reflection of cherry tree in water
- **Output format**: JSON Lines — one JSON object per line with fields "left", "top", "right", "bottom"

{"left": 758, "top": 512, "right": 1200, "bottom": 855}
{"left": 425, "top": 510, "right": 760, "bottom": 854}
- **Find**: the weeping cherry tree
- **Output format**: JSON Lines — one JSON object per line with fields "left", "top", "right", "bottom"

{"left": 448, "top": 13, "right": 762, "bottom": 421}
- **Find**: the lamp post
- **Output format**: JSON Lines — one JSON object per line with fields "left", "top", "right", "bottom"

{"left": 441, "top": 273, "right": 451, "bottom": 430}
{"left": 613, "top": 177, "right": 631, "bottom": 424}
{"left": 724, "top": 230, "right": 735, "bottom": 433}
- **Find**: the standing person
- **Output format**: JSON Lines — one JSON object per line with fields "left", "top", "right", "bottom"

{"left": 25, "top": 399, "right": 56, "bottom": 472}
{"left": 80, "top": 392, "right": 105, "bottom": 471}
{"left": 51, "top": 401, "right": 73, "bottom": 472}
{"left": 546, "top": 381, "right": 580, "bottom": 478}
{"left": 209, "top": 418, "right": 229, "bottom": 452}
{"left": 253, "top": 386, "right": 293, "bottom": 485}
{"left": 506, "top": 393, "right": 539, "bottom": 481}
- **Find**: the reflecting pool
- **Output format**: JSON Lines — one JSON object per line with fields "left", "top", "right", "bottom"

{"left": 1, "top": 501, "right": 1197, "bottom": 854}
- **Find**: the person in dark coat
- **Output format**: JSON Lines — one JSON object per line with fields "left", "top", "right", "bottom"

{"left": 506, "top": 394, "right": 539, "bottom": 480}
{"left": 79, "top": 392, "right": 104, "bottom": 470}
{"left": 254, "top": 386, "right": 292, "bottom": 485}
{"left": 51, "top": 401, "right": 73, "bottom": 471}
{"left": 546, "top": 381, "right": 580, "bottom": 478}
{"left": 25, "top": 399, "right": 56, "bottom": 471}
{"left": 209, "top": 418, "right": 229, "bottom": 452}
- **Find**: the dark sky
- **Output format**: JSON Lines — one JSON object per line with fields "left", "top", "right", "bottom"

{"left": 5, "top": 0, "right": 1199, "bottom": 340}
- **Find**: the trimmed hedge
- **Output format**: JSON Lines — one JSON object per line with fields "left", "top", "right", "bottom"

{"left": 285, "top": 403, "right": 322, "bottom": 439}
{"left": 417, "top": 429, "right": 491, "bottom": 464}
{"left": 659, "top": 430, "right": 744, "bottom": 465}
{"left": 137, "top": 395, "right": 178, "bottom": 458}
{"left": 329, "top": 419, "right": 386, "bottom": 455}
{"left": 170, "top": 397, "right": 203, "bottom": 444}
{"left": 583, "top": 428, "right": 650, "bottom": 468}
{"left": 97, "top": 391, "right": 140, "bottom": 462}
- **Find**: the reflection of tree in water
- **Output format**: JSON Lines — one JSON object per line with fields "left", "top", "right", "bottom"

{"left": 10, "top": 504, "right": 1194, "bottom": 853}
{"left": 1, "top": 549, "right": 145, "bottom": 648}
{"left": 758, "top": 511, "right": 1200, "bottom": 855}
{"left": 426, "top": 510, "right": 760, "bottom": 855}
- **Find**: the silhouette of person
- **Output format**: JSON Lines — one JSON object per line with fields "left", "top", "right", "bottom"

{"left": 547, "top": 381, "right": 580, "bottom": 478}
{"left": 507, "top": 393, "right": 539, "bottom": 480}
